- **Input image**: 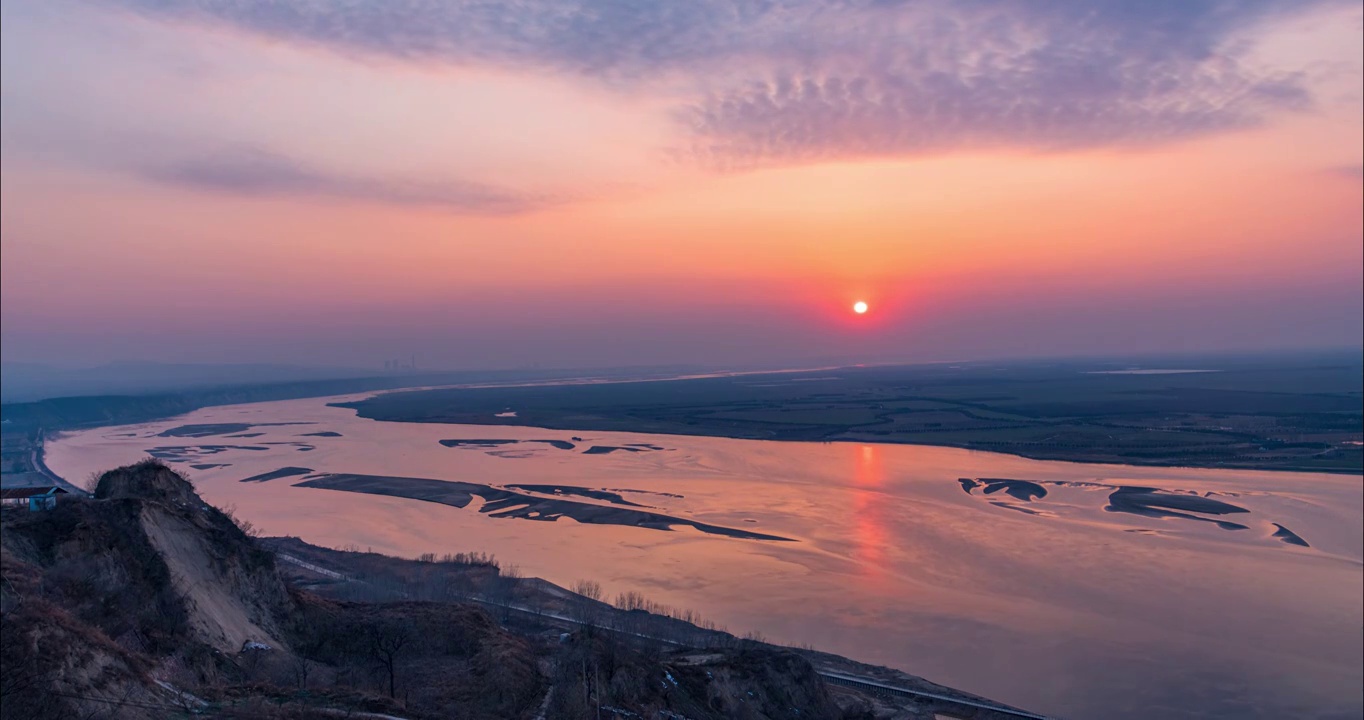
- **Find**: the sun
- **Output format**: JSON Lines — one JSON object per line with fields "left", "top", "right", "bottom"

{"left": 853, "top": 301, "right": 869, "bottom": 314}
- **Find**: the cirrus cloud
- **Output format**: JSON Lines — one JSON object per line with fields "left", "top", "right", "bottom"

{"left": 138, "top": 147, "right": 553, "bottom": 214}
{"left": 99, "top": 0, "right": 1335, "bottom": 168}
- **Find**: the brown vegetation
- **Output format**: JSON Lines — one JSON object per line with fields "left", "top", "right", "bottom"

{"left": 1, "top": 459, "right": 919, "bottom": 719}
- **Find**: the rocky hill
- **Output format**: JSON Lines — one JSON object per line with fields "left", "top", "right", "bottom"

{"left": 1, "top": 460, "right": 544, "bottom": 718}
{"left": 2, "top": 460, "right": 985, "bottom": 720}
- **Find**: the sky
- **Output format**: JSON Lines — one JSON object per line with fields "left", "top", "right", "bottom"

{"left": 2, "top": 0, "right": 1361, "bottom": 371}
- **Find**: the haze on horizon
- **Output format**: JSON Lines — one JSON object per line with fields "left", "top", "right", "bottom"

{"left": 2, "top": 0, "right": 1361, "bottom": 371}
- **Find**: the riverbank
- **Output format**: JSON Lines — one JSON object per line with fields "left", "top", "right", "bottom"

{"left": 263, "top": 535, "right": 1040, "bottom": 719}
{"left": 336, "top": 357, "right": 1364, "bottom": 474}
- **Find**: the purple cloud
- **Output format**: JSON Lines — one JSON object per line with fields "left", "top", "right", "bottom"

{"left": 1326, "top": 164, "right": 1364, "bottom": 181}
{"left": 141, "top": 148, "right": 551, "bottom": 214}
{"left": 98, "top": 0, "right": 1334, "bottom": 168}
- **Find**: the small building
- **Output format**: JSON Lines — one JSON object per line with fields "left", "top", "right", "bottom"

{"left": 0, "top": 486, "right": 69, "bottom": 511}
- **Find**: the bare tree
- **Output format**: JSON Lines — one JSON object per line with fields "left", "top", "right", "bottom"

{"left": 571, "top": 580, "right": 602, "bottom": 602}
{"left": 568, "top": 580, "right": 604, "bottom": 630}
{"left": 218, "top": 504, "right": 260, "bottom": 538}
{"left": 368, "top": 622, "right": 411, "bottom": 699}
{"left": 488, "top": 565, "right": 522, "bottom": 621}
{"left": 290, "top": 654, "right": 315, "bottom": 690}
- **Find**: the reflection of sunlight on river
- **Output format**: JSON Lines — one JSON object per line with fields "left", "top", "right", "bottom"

{"left": 852, "top": 444, "right": 888, "bottom": 585}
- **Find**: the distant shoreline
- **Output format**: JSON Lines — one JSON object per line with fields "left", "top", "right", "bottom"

{"left": 336, "top": 357, "right": 1364, "bottom": 476}
{"left": 336, "top": 408, "right": 1364, "bottom": 476}
{"left": 10, "top": 356, "right": 1362, "bottom": 487}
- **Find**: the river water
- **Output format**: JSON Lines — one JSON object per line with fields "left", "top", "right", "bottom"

{"left": 45, "top": 393, "right": 1363, "bottom": 720}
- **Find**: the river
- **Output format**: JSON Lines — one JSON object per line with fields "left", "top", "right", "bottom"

{"left": 44, "top": 392, "right": 1363, "bottom": 720}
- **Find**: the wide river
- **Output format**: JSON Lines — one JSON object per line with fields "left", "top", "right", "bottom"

{"left": 46, "top": 392, "right": 1362, "bottom": 720}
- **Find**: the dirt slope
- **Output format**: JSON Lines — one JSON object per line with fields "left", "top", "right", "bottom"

{"left": 139, "top": 504, "right": 286, "bottom": 652}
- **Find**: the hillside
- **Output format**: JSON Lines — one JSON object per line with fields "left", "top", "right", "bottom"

{"left": 0, "top": 460, "right": 540, "bottom": 719}
{"left": 0, "top": 460, "right": 1029, "bottom": 720}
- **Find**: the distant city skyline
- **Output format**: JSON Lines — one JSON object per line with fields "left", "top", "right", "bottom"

{"left": 2, "top": 0, "right": 1360, "bottom": 369}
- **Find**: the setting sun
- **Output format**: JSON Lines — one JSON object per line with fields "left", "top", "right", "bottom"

{"left": 1, "top": 2, "right": 1360, "bottom": 719}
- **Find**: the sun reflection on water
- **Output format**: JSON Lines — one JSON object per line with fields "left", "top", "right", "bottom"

{"left": 852, "top": 444, "right": 889, "bottom": 585}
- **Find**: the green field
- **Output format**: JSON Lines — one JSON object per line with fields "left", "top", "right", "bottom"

{"left": 340, "top": 352, "right": 1364, "bottom": 473}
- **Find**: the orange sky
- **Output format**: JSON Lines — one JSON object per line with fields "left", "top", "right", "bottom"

{"left": 1, "top": 0, "right": 1360, "bottom": 368}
